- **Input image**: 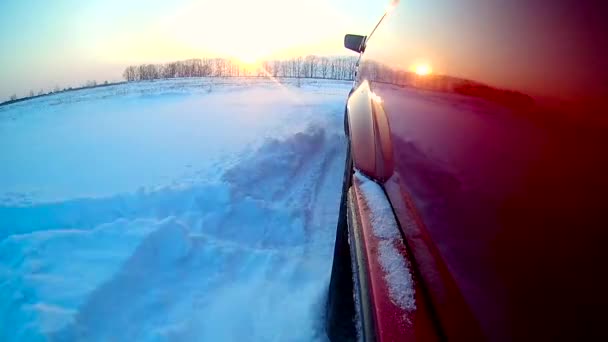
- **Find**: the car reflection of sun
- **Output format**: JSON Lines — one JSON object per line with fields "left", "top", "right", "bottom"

{"left": 412, "top": 63, "right": 432, "bottom": 76}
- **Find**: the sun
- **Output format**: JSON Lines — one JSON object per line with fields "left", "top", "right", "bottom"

{"left": 413, "top": 63, "right": 432, "bottom": 76}
{"left": 238, "top": 55, "right": 258, "bottom": 66}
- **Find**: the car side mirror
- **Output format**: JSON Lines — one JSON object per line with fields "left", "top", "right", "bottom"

{"left": 344, "top": 34, "right": 366, "bottom": 53}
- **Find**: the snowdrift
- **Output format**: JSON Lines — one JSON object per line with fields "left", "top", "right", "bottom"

{"left": 0, "top": 78, "right": 351, "bottom": 341}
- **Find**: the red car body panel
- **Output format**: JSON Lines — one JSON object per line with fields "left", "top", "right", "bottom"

{"left": 345, "top": 0, "right": 608, "bottom": 340}
{"left": 349, "top": 179, "right": 439, "bottom": 341}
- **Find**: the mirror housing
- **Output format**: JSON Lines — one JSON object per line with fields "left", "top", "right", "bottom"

{"left": 344, "top": 34, "right": 366, "bottom": 53}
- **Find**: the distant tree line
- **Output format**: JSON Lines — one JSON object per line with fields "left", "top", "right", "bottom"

{"left": 122, "top": 56, "right": 358, "bottom": 82}
{"left": 2, "top": 80, "right": 121, "bottom": 106}
{"left": 3, "top": 55, "right": 358, "bottom": 105}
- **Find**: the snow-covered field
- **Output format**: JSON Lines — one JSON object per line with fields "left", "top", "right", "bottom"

{"left": 0, "top": 78, "right": 351, "bottom": 341}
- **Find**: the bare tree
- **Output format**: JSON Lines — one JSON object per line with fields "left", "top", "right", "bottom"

{"left": 123, "top": 66, "right": 137, "bottom": 81}
{"left": 305, "top": 55, "right": 316, "bottom": 78}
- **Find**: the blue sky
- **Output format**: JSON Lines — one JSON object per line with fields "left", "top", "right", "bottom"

{"left": 0, "top": 0, "right": 385, "bottom": 99}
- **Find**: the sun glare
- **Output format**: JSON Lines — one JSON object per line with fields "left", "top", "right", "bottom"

{"left": 413, "top": 63, "right": 432, "bottom": 76}
{"left": 239, "top": 56, "right": 258, "bottom": 66}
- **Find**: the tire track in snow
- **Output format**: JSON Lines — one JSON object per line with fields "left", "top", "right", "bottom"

{"left": 49, "top": 124, "right": 346, "bottom": 341}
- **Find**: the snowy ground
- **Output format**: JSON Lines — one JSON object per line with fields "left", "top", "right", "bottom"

{"left": 0, "top": 78, "right": 351, "bottom": 341}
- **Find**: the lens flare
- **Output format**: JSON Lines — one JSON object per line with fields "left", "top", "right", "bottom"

{"left": 386, "top": 0, "right": 400, "bottom": 12}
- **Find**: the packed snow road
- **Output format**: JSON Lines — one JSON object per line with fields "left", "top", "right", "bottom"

{"left": 0, "top": 78, "right": 351, "bottom": 341}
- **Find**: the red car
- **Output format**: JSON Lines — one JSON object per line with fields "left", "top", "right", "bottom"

{"left": 326, "top": 0, "right": 608, "bottom": 340}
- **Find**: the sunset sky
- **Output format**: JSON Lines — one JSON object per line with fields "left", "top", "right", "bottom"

{"left": 0, "top": 0, "right": 385, "bottom": 99}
